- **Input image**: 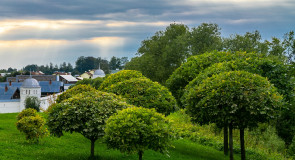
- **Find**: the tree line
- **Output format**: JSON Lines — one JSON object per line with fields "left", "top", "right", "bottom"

{"left": 125, "top": 23, "right": 295, "bottom": 84}
{"left": 0, "top": 56, "right": 128, "bottom": 81}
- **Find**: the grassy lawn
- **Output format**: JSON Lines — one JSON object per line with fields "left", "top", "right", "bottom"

{"left": 0, "top": 113, "right": 240, "bottom": 160}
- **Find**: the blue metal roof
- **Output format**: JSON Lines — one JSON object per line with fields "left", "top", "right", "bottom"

{"left": 0, "top": 86, "right": 18, "bottom": 100}
{"left": 39, "top": 81, "right": 62, "bottom": 93}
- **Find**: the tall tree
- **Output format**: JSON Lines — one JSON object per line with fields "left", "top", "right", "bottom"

{"left": 125, "top": 23, "right": 190, "bottom": 84}
{"left": 190, "top": 23, "right": 222, "bottom": 55}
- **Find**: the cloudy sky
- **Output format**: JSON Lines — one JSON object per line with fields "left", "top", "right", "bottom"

{"left": 0, "top": 0, "right": 294, "bottom": 69}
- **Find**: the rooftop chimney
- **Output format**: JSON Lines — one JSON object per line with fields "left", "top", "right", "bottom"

{"left": 49, "top": 79, "right": 52, "bottom": 85}
{"left": 9, "top": 80, "right": 12, "bottom": 86}
{"left": 5, "top": 85, "right": 8, "bottom": 92}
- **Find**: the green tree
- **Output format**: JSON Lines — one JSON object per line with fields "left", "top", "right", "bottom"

{"left": 56, "top": 84, "right": 97, "bottom": 103}
{"left": 109, "top": 56, "right": 121, "bottom": 70}
{"left": 223, "top": 30, "right": 268, "bottom": 54}
{"left": 101, "top": 77, "right": 176, "bottom": 116}
{"left": 125, "top": 23, "right": 190, "bottom": 84}
{"left": 47, "top": 91, "right": 132, "bottom": 158}
{"left": 25, "top": 96, "right": 41, "bottom": 112}
{"left": 283, "top": 31, "right": 295, "bottom": 62}
{"left": 166, "top": 51, "right": 266, "bottom": 105}
{"left": 184, "top": 71, "right": 283, "bottom": 160}
{"left": 104, "top": 107, "right": 172, "bottom": 160}
{"left": 73, "top": 77, "right": 104, "bottom": 89}
{"left": 190, "top": 23, "right": 222, "bottom": 55}
{"left": 99, "top": 70, "right": 143, "bottom": 90}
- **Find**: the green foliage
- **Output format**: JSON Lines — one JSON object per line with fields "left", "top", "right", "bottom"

{"left": 288, "top": 136, "right": 295, "bottom": 158}
{"left": 16, "top": 108, "right": 37, "bottom": 121}
{"left": 74, "top": 77, "right": 104, "bottom": 89}
{"left": 25, "top": 96, "right": 41, "bottom": 112}
{"left": 16, "top": 109, "right": 48, "bottom": 143}
{"left": 47, "top": 90, "right": 133, "bottom": 157}
{"left": 55, "top": 84, "right": 97, "bottom": 103}
{"left": 102, "top": 77, "right": 177, "bottom": 115}
{"left": 184, "top": 70, "right": 283, "bottom": 128}
{"left": 190, "top": 23, "right": 222, "bottom": 55}
{"left": 99, "top": 70, "right": 143, "bottom": 90}
{"left": 166, "top": 51, "right": 266, "bottom": 104}
{"left": 125, "top": 23, "right": 190, "bottom": 84}
{"left": 104, "top": 107, "right": 172, "bottom": 159}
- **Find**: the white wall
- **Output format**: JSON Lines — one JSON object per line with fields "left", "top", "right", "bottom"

{"left": 40, "top": 93, "right": 61, "bottom": 111}
{"left": 0, "top": 100, "right": 20, "bottom": 113}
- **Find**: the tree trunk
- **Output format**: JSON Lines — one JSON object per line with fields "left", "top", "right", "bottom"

{"left": 240, "top": 128, "right": 245, "bottom": 160}
{"left": 224, "top": 122, "right": 229, "bottom": 155}
{"left": 90, "top": 139, "right": 95, "bottom": 159}
{"left": 229, "top": 122, "right": 234, "bottom": 160}
{"left": 138, "top": 150, "right": 143, "bottom": 160}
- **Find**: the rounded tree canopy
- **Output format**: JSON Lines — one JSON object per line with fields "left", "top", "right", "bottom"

{"left": 104, "top": 107, "right": 172, "bottom": 155}
{"left": 184, "top": 71, "right": 283, "bottom": 129}
{"left": 102, "top": 77, "right": 177, "bottom": 115}
{"left": 166, "top": 51, "right": 266, "bottom": 102}
{"left": 182, "top": 58, "right": 293, "bottom": 106}
{"left": 47, "top": 90, "right": 133, "bottom": 140}
{"left": 99, "top": 70, "right": 143, "bottom": 90}
{"left": 56, "top": 84, "right": 97, "bottom": 103}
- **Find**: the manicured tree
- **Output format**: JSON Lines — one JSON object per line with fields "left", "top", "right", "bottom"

{"left": 104, "top": 107, "right": 172, "bottom": 160}
{"left": 99, "top": 70, "right": 143, "bottom": 90}
{"left": 55, "top": 84, "right": 97, "bottom": 103}
{"left": 166, "top": 51, "right": 266, "bottom": 106}
{"left": 25, "top": 96, "right": 41, "bottom": 112}
{"left": 101, "top": 77, "right": 176, "bottom": 116}
{"left": 47, "top": 90, "right": 133, "bottom": 158}
{"left": 183, "top": 71, "right": 283, "bottom": 160}
{"left": 73, "top": 77, "right": 104, "bottom": 89}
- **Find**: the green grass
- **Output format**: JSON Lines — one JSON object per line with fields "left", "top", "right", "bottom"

{"left": 0, "top": 113, "right": 240, "bottom": 160}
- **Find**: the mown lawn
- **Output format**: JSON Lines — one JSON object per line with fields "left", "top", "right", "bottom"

{"left": 0, "top": 113, "right": 240, "bottom": 160}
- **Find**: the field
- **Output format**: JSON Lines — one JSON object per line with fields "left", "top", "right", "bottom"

{"left": 0, "top": 113, "right": 241, "bottom": 160}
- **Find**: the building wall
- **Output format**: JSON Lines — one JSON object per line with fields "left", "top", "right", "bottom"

{"left": 0, "top": 100, "right": 20, "bottom": 113}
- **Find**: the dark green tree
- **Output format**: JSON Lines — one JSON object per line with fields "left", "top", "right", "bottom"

{"left": 125, "top": 23, "right": 190, "bottom": 84}
{"left": 190, "top": 23, "right": 222, "bottom": 55}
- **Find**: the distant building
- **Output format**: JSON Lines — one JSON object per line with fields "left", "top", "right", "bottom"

{"left": 0, "top": 74, "right": 78, "bottom": 113}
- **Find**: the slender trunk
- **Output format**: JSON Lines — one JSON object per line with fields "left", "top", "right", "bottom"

{"left": 229, "top": 122, "right": 234, "bottom": 160}
{"left": 138, "top": 150, "right": 143, "bottom": 160}
{"left": 90, "top": 139, "right": 95, "bottom": 159}
{"left": 240, "top": 128, "right": 245, "bottom": 160}
{"left": 224, "top": 122, "right": 229, "bottom": 155}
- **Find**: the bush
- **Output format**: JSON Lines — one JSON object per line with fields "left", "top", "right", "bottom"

{"left": 102, "top": 77, "right": 177, "bottom": 115}
{"left": 25, "top": 96, "right": 40, "bottom": 112}
{"left": 99, "top": 70, "right": 143, "bottom": 90}
{"left": 56, "top": 84, "right": 97, "bottom": 103}
{"left": 73, "top": 77, "right": 104, "bottom": 89}
{"left": 16, "top": 109, "right": 48, "bottom": 143}
{"left": 17, "top": 108, "right": 37, "bottom": 121}
{"left": 288, "top": 136, "right": 295, "bottom": 158}
{"left": 104, "top": 107, "right": 172, "bottom": 160}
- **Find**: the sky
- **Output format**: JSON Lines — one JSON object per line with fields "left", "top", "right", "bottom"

{"left": 0, "top": 0, "right": 294, "bottom": 69}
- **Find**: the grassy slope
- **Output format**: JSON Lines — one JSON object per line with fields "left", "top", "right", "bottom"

{"left": 0, "top": 113, "right": 240, "bottom": 160}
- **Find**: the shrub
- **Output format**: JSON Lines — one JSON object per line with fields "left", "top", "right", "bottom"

{"left": 55, "top": 84, "right": 97, "bottom": 103}
{"left": 104, "top": 107, "right": 172, "bottom": 160}
{"left": 73, "top": 77, "right": 104, "bottom": 89}
{"left": 17, "top": 108, "right": 37, "bottom": 121}
{"left": 99, "top": 70, "right": 143, "bottom": 90}
{"left": 16, "top": 110, "right": 48, "bottom": 143}
{"left": 102, "top": 77, "right": 177, "bottom": 115}
{"left": 25, "top": 96, "right": 41, "bottom": 112}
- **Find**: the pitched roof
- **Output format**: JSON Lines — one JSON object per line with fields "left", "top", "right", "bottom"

{"left": 39, "top": 81, "right": 62, "bottom": 93}
{"left": 0, "top": 86, "right": 18, "bottom": 100}
{"left": 60, "top": 75, "right": 78, "bottom": 82}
